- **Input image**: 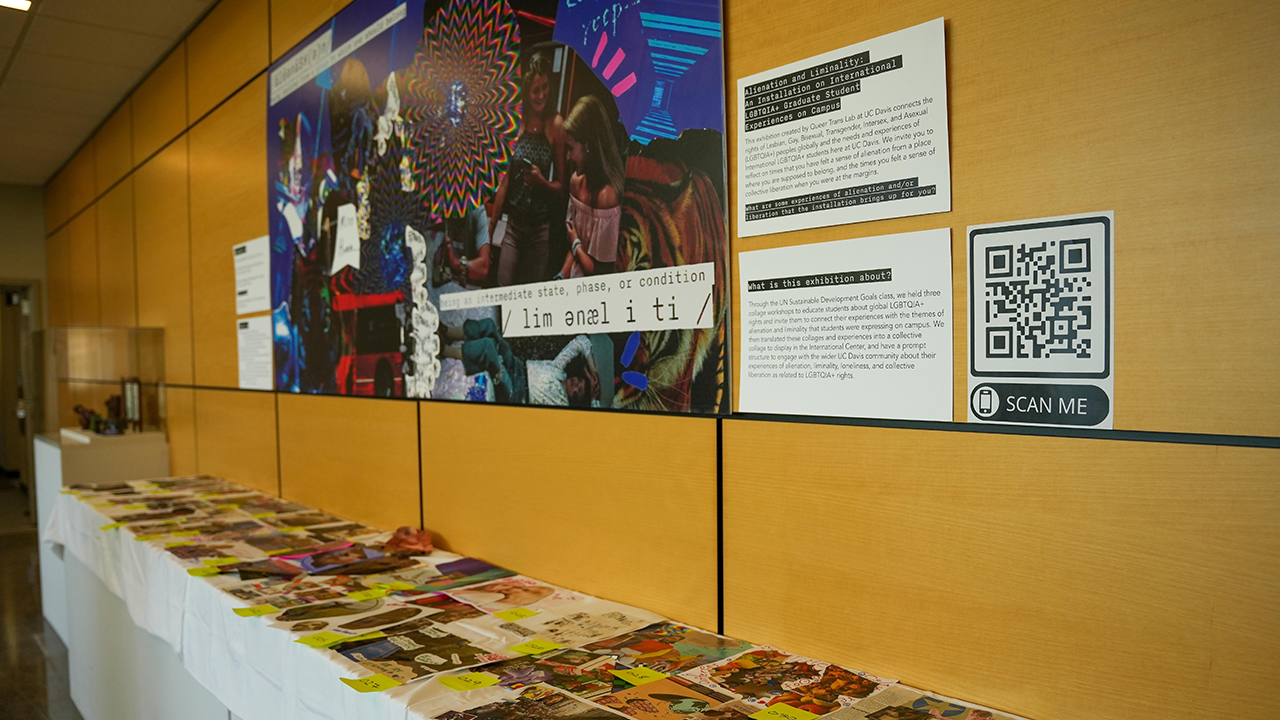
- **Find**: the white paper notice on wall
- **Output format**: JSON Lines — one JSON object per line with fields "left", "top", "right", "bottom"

{"left": 967, "top": 212, "right": 1115, "bottom": 429}
{"left": 236, "top": 315, "right": 273, "bottom": 390}
{"left": 737, "top": 18, "right": 950, "bottom": 237}
{"left": 738, "top": 228, "right": 953, "bottom": 421}
{"left": 330, "top": 203, "right": 361, "bottom": 274}
{"left": 233, "top": 236, "right": 271, "bottom": 316}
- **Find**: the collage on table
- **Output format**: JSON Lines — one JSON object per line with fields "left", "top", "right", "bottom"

{"left": 68, "top": 476, "right": 1022, "bottom": 720}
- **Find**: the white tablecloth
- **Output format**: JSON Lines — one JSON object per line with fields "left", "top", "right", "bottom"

{"left": 45, "top": 494, "right": 492, "bottom": 720}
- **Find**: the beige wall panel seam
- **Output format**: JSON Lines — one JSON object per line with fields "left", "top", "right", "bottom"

{"left": 418, "top": 401, "right": 720, "bottom": 630}
{"left": 277, "top": 394, "right": 421, "bottom": 531}
{"left": 189, "top": 77, "right": 269, "bottom": 388}
{"left": 187, "top": 0, "right": 270, "bottom": 122}
{"left": 194, "top": 388, "right": 279, "bottom": 494}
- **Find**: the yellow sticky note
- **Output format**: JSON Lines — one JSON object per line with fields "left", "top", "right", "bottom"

{"left": 507, "top": 639, "right": 562, "bottom": 655}
{"left": 171, "top": 530, "right": 200, "bottom": 537}
{"left": 122, "top": 503, "right": 147, "bottom": 510}
{"left": 203, "top": 556, "right": 239, "bottom": 567}
{"left": 278, "top": 526, "right": 306, "bottom": 533}
{"left": 295, "top": 631, "right": 347, "bottom": 648}
{"left": 214, "top": 504, "right": 237, "bottom": 511}
{"left": 265, "top": 548, "right": 294, "bottom": 556}
{"left": 439, "top": 673, "right": 499, "bottom": 692}
{"left": 346, "top": 588, "right": 389, "bottom": 601}
{"left": 188, "top": 567, "right": 220, "bottom": 577}
{"left": 134, "top": 534, "right": 164, "bottom": 542}
{"left": 377, "top": 581, "right": 417, "bottom": 591}
{"left": 251, "top": 512, "right": 277, "bottom": 518}
{"left": 340, "top": 674, "right": 402, "bottom": 693}
{"left": 493, "top": 607, "right": 540, "bottom": 622}
{"left": 750, "top": 705, "right": 821, "bottom": 720}
{"left": 60, "top": 490, "right": 75, "bottom": 495}
{"left": 166, "top": 540, "right": 195, "bottom": 547}
{"left": 233, "top": 604, "right": 279, "bottom": 617}
{"left": 342, "top": 631, "right": 386, "bottom": 643}
{"left": 611, "top": 667, "right": 669, "bottom": 686}
{"left": 100, "top": 522, "right": 127, "bottom": 531}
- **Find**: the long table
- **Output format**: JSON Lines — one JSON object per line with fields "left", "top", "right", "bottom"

{"left": 45, "top": 476, "right": 1026, "bottom": 720}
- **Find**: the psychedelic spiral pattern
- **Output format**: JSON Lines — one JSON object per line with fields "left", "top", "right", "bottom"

{"left": 403, "top": 0, "right": 521, "bottom": 219}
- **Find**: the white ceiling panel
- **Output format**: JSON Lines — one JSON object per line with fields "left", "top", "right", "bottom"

{"left": 22, "top": 14, "right": 172, "bottom": 69}
{"left": 0, "top": 139, "right": 75, "bottom": 184}
{"left": 0, "top": 78, "right": 114, "bottom": 117}
{"left": 0, "top": 9, "right": 25, "bottom": 48}
{"left": 37, "top": 0, "right": 212, "bottom": 40}
{"left": 0, "top": 102, "right": 99, "bottom": 138}
{"left": 0, "top": 0, "right": 213, "bottom": 184}
{"left": 6, "top": 50, "right": 140, "bottom": 97}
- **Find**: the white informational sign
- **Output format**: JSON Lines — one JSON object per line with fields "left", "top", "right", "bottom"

{"left": 330, "top": 203, "right": 361, "bottom": 274}
{"left": 233, "top": 236, "right": 271, "bottom": 316}
{"left": 967, "top": 212, "right": 1115, "bottom": 429}
{"left": 440, "top": 263, "right": 717, "bottom": 339}
{"left": 738, "top": 229, "right": 953, "bottom": 421}
{"left": 737, "top": 18, "right": 950, "bottom": 237}
{"left": 236, "top": 315, "right": 273, "bottom": 390}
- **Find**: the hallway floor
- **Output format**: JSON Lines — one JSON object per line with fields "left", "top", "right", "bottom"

{"left": 0, "top": 478, "right": 83, "bottom": 720}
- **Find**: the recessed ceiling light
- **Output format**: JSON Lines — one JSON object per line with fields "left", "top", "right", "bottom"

{"left": 0, "top": 0, "right": 32, "bottom": 11}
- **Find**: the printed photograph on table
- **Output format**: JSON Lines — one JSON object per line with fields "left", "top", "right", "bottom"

{"left": 483, "top": 648, "right": 618, "bottom": 698}
{"left": 268, "top": 0, "right": 730, "bottom": 414}
{"left": 431, "top": 684, "right": 627, "bottom": 720}
{"left": 447, "top": 575, "right": 576, "bottom": 612}
{"left": 596, "top": 675, "right": 736, "bottom": 720}
{"left": 679, "top": 646, "right": 893, "bottom": 714}
{"left": 343, "top": 624, "right": 511, "bottom": 682}
{"left": 582, "top": 622, "right": 755, "bottom": 674}
{"left": 817, "top": 685, "right": 1022, "bottom": 720}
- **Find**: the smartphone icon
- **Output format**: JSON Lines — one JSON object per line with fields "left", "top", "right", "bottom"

{"left": 977, "top": 387, "right": 994, "bottom": 415}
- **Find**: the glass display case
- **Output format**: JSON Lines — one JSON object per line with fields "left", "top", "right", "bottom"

{"left": 36, "top": 327, "right": 166, "bottom": 436}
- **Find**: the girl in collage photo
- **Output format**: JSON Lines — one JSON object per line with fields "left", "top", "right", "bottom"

{"left": 556, "top": 95, "right": 625, "bottom": 280}
{"left": 492, "top": 48, "right": 566, "bottom": 286}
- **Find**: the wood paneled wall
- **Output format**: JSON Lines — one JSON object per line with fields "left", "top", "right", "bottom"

{"left": 722, "top": 421, "right": 1280, "bottom": 719}
{"left": 189, "top": 76, "right": 268, "bottom": 387}
{"left": 726, "top": 0, "right": 1280, "bottom": 437}
{"left": 420, "top": 402, "right": 721, "bottom": 631}
{"left": 39, "top": 2, "right": 1279, "bottom": 719}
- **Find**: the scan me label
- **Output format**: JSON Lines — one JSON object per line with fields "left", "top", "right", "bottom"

{"left": 970, "top": 383, "right": 1109, "bottom": 427}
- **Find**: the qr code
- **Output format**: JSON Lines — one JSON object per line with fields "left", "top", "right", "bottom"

{"left": 970, "top": 217, "right": 1110, "bottom": 378}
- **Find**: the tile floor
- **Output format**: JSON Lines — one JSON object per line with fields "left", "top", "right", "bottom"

{"left": 0, "top": 478, "right": 84, "bottom": 720}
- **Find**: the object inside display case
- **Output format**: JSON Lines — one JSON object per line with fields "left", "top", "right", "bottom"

{"left": 36, "top": 327, "right": 166, "bottom": 436}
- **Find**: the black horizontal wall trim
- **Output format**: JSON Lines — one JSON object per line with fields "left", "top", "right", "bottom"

{"left": 728, "top": 411, "right": 1280, "bottom": 449}
{"left": 135, "top": 382, "right": 1280, "bottom": 450}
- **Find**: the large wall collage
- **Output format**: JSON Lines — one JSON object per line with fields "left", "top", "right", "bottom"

{"left": 40, "top": 0, "right": 1280, "bottom": 718}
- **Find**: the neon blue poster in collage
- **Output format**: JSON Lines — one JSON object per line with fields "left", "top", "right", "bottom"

{"left": 268, "top": 0, "right": 728, "bottom": 414}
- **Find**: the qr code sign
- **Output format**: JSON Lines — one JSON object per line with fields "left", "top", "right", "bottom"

{"left": 970, "top": 216, "right": 1111, "bottom": 378}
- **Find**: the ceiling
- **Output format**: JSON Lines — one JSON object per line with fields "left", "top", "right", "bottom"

{"left": 0, "top": 0, "right": 216, "bottom": 186}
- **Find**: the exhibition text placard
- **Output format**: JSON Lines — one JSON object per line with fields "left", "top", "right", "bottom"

{"left": 737, "top": 18, "right": 950, "bottom": 237}
{"left": 738, "top": 229, "right": 953, "bottom": 420}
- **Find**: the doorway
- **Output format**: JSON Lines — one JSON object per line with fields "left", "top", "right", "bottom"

{"left": 0, "top": 282, "right": 40, "bottom": 523}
